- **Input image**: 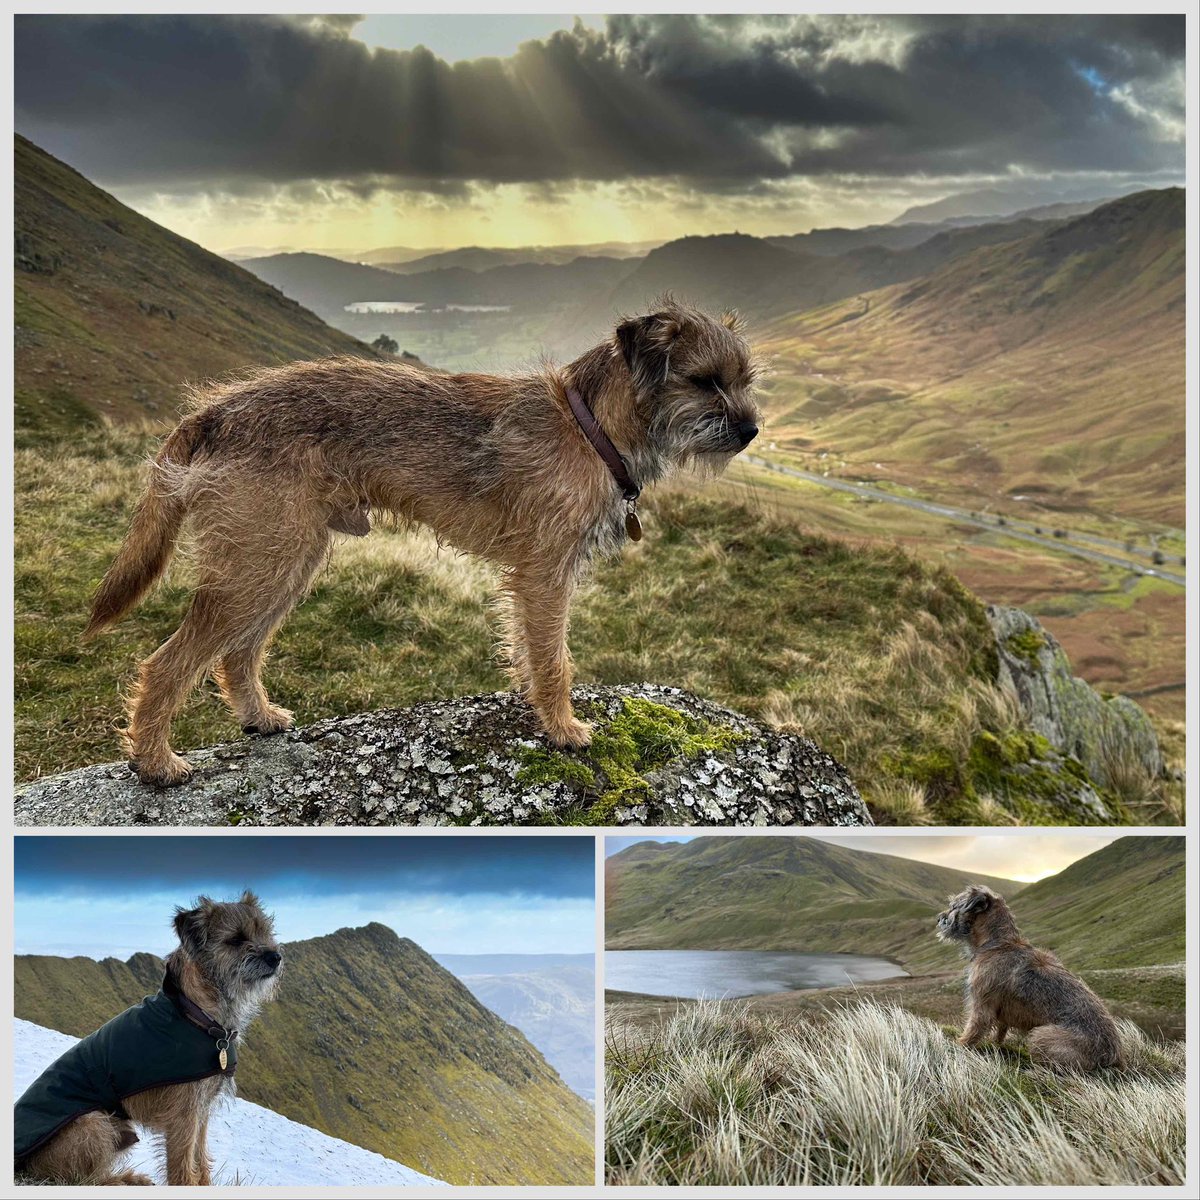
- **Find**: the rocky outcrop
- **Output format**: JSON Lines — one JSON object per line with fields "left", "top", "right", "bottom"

{"left": 14, "top": 684, "right": 870, "bottom": 828}
{"left": 988, "top": 605, "right": 1164, "bottom": 790}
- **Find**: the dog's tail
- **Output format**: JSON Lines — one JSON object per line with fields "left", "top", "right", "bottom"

{"left": 84, "top": 420, "right": 205, "bottom": 637}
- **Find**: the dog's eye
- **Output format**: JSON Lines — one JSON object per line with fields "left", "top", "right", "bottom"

{"left": 228, "top": 933, "right": 248, "bottom": 947}
{"left": 689, "top": 374, "right": 722, "bottom": 392}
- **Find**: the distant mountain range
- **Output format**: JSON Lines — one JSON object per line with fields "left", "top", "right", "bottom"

{"left": 14, "top": 923, "right": 593, "bottom": 1186}
{"left": 13, "top": 135, "right": 374, "bottom": 437}
{"left": 606, "top": 835, "right": 1183, "bottom": 975}
{"left": 761, "top": 187, "right": 1185, "bottom": 525}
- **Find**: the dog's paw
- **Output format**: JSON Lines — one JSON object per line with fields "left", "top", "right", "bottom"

{"left": 546, "top": 717, "right": 594, "bottom": 751}
{"left": 243, "top": 705, "right": 294, "bottom": 736}
{"left": 136, "top": 752, "right": 193, "bottom": 788}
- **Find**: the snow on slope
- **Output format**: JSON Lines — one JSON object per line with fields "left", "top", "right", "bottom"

{"left": 14, "top": 1020, "right": 447, "bottom": 1187}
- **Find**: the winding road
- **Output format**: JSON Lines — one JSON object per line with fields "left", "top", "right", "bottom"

{"left": 744, "top": 454, "right": 1186, "bottom": 588}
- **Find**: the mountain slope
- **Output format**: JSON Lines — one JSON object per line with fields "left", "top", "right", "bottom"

{"left": 761, "top": 188, "right": 1185, "bottom": 525}
{"left": 14, "top": 924, "right": 592, "bottom": 1186}
{"left": 605, "top": 836, "right": 1020, "bottom": 958}
{"left": 14, "top": 135, "right": 374, "bottom": 437}
{"left": 606, "top": 835, "right": 1183, "bottom": 978}
{"left": 1011, "top": 836, "right": 1184, "bottom": 969}
{"left": 14, "top": 1020, "right": 445, "bottom": 1187}
{"left": 457, "top": 964, "right": 596, "bottom": 1102}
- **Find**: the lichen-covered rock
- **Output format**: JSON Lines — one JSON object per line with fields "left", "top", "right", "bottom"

{"left": 988, "top": 605, "right": 1164, "bottom": 789}
{"left": 14, "top": 684, "right": 870, "bottom": 828}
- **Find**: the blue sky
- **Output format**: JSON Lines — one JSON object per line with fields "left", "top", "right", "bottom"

{"left": 15, "top": 836, "right": 595, "bottom": 959}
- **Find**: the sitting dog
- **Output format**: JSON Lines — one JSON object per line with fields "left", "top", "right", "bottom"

{"left": 15, "top": 891, "right": 281, "bottom": 1185}
{"left": 85, "top": 297, "right": 761, "bottom": 785}
{"left": 936, "top": 884, "right": 1123, "bottom": 1071}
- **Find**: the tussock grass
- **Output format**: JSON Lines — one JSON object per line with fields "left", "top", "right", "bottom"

{"left": 605, "top": 1000, "right": 1184, "bottom": 1186}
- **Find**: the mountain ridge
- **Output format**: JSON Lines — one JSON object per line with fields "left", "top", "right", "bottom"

{"left": 14, "top": 922, "right": 593, "bottom": 1185}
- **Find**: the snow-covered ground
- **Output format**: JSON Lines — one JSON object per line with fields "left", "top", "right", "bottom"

{"left": 14, "top": 1020, "right": 447, "bottom": 1187}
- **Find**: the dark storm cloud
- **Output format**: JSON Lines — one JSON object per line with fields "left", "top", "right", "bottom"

{"left": 14, "top": 836, "right": 595, "bottom": 900}
{"left": 14, "top": 13, "right": 1185, "bottom": 192}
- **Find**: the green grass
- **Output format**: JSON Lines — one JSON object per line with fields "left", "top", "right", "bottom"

{"left": 15, "top": 422, "right": 1168, "bottom": 826}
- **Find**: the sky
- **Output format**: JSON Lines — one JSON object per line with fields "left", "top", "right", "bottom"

{"left": 14, "top": 835, "right": 595, "bottom": 959}
{"left": 605, "top": 832, "right": 1129, "bottom": 882}
{"left": 13, "top": 13, "right": 1185, "bottom": 253}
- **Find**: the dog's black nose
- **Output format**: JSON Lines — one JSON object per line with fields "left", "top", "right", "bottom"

{"left": 263, "top": 949, "right": 282, "bottom": 970}
{"left": 737, "top": 421, "right": 759, "bottom": 447}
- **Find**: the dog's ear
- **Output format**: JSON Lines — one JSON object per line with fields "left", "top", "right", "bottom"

{"left": 720, "top": 309, "right": 744, "bottom": 333}
{"left": 616, "top": 312, "right": 682, "bottom": 393}
{"left": 173, "top": 895, "right": 214, "bottom": 955}
{"left": 239, "top": 888, "right": 261, "bottom": 909}
{"left": 964, "top": 889, "right": 992, "bottom": 915}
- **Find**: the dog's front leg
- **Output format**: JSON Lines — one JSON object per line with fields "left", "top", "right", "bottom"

{"left": 192, "top": 1115, "right": 213, "bottom": 1186}
{"left": 511, "top": 572, "right": 591, "bottom": 749}
{"left": 958, "top": 1006, "right": 996, "bottom": 1049}
{"left": 164, "top": 1125, "right": 201, "bottom": 1187}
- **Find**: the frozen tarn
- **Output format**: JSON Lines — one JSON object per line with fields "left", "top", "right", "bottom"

{"left": 13, "top": 1020, "right": 447, "bottom": 1188}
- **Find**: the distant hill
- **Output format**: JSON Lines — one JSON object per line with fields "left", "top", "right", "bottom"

{"left": 596, "top": 215, "right": 1059, "bottom": 326}
{"left": 606, "top": 835, "right": 1183, "bottom": 977}
{"left": 604, "top": 836, "right": 1020, "bottom": 959}
{"left": 240, "top": 250, "right": 632, "bottom": 323}
{"left": 888, "top": 183, "right": 1143, "bottom": 225}
{"left": 761, "top": 188, "right": 1186, "bottom": 525}
{"left": 1011, "top": 836, "right": 1184, "bottom": 969}
{"left": 14, "top": 923, "right": 593, "bottom": 1186}
{"left": 376, "top": 238, "right": 661, "bottom": 274}
{"left": 456, "top": 963, "right": 596, "bottom": 1102}
{"left": 13, "top": 135, "right": 373, "bottom": 437}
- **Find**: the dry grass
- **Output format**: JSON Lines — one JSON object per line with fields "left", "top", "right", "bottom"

{"left": 605, "top": 1000, "right": 1185, "bottom": 1187}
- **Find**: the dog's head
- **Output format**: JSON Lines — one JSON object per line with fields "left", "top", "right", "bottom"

{"left": 615, "top": 297, "right": 762, "bottom": 473}
{"left": 172, "top": 890, "right": 283, "bottom": 1004}
{"left": 936, "top": 885, "right": 1011, "bottom": 947}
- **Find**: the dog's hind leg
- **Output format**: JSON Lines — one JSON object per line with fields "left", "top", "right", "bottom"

{"left": 22, "top": 1113, "right": 153, "bottom": 1186}
{"left": 509, "top": 570, "right": 591, "bottom": 749}
{"left": 214, "top": 531, "right": 331, "bottom": 736}
{"left": 1027, "top": 1025, "right": 1098, "bottom": 1072}
{"left": 127, "top": 490, "right": 329, "bottom": 786}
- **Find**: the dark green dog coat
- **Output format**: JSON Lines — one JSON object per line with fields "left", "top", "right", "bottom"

{"left": 15, "top": 972, "right": 237, "bottom": 1165}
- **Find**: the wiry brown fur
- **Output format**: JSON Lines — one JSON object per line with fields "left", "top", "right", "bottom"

{"left": 20, "top": 892, "right": 281, "bottom": 1186}
{"left": 936, "top": 885, "right": 1124, "bottom": 1072}
{"left": 87, "top": 298, "right": 762, "bottom": 785}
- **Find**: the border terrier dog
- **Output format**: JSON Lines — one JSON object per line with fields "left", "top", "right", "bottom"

{"left": 936, "top": 885, "right": 1123, "bottom": 1072}
{"left": 15, "top": 892, "right": 281, "bottom": 1186}
{"left": 86, "top": 297, "right": 761, "bottom": 785}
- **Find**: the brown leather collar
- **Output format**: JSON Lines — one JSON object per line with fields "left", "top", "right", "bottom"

{"left": 565, "top": 387, "right": 641, "bottom": 502}
{"left": 163, "top": 968, "right": 237, "bottom": 1043}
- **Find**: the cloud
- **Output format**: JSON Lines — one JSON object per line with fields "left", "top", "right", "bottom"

{"left": 15, "top": 13, "right": 1184, "bottom": 202}
{"left": 14, "top": 835, "right": 595, "bottom": 901}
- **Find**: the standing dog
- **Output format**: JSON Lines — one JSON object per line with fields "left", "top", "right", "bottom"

{"left": 15, "top": 892, "right": 281, "bottom": 1185}
{"left": 936, "top": 885, "right": 1123, "bottom": 1071}
{"left": 86, "top": 298, "right": 761, "bottom": 785}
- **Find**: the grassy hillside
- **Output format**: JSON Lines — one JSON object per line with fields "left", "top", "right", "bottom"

{"left": 606, "top": 1000, "right": 1184, "bottom": 1186}
{"left": 15, "top": 924, "right": 593, "bottom": 1186}
{"left": 1011, "top": 836, "right": 1185, "bottom": 970}
{"left": 760, "top": 188, "right": 1185, "bottom": 527}
{"left": 14, "top": 134, "right": 374, "bottom": 436}
{"left": 20, "top": 423, "right": 1154, "bottom": 826}
{"left": 607, "top": 836, "right": 1183, "bottom": 974}
{"left": 605, "top": 837, "right": 1020, "bottom": 952}
{"left": 599, "top": 217, "right": 1054, "bottom": 327}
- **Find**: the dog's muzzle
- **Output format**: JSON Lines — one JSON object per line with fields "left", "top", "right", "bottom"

{"left": 736, "top": 421, "right": 759, "bottom": 448}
